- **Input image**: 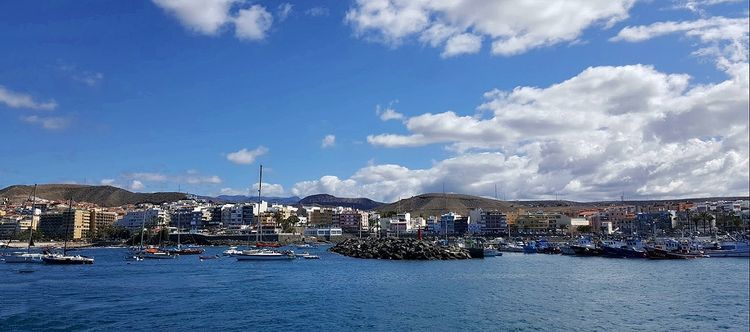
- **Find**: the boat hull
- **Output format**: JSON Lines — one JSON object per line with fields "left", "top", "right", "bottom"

{"left": 601, "top": 246, "right": 647, "bottom": 259}
{"left": 4, "top": 253, "right": 45, "bottom": 263}
{"left": 42, "top": 256, "right": 94, "bottom": 265}
{"left": 571, "top": 245, "right": 602, "bottom": 256}
{"left": 236, "top": 252, "right": 295, "bottom": 261}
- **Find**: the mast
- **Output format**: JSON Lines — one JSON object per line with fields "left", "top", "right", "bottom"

{"left": 28, "top": 184, "right": 37, "bottom": 254}
{"left": 64, "top": 197, "right": 73, "bottom": 256}
{"left": 139, "top": 211, "right": 146, "bottom": 251}
{"left": 256, "top": 165, "right": 263, "bottom": 244}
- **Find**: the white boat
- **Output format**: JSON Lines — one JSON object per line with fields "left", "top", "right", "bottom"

{"left": 236, "top": 249, "right": 295, "bottom": 261}
{"left": 223, "top": 246, "right": 243, "bottom": 256}
{"left": 483, "top": 248, "right": 501, "bottom": 257}
{"left": 4, "top": 252, "right": 45, "bottom": 263}
{"left": 5, "top": 184, "right": 44, "bottom": 264}
{"left": 235, "top": 165, "right": 294, "bottom": 262}
{"left": 42, "top": 252, "right": 94, "bottom": 265}
{"left": 139, "top": 248, "right": 178, "bottom": 259}
{"left": 703, "top": 241, "right": 750, "bottom": 257}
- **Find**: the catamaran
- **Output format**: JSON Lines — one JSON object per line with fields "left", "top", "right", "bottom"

{"left": 235, "top": 165, "right": 294, "bottom": 261}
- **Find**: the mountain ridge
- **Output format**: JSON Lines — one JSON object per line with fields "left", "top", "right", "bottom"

{"left": 0, "top": 184, "right": 186, "bottom": 207}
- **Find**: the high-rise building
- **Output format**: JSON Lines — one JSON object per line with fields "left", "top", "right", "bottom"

{"left": 38, "top": 209, "right": 91, "bottom": 240}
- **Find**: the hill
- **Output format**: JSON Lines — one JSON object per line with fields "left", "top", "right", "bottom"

{"left": 0, "top": 184, "right": 186, "bottom": 207}
{"left": 214, "top": 195, "right": 301, "bottom": 205}
{"left": 376, "top": 193, "right": 519, "bottom": 216}
{"left": 299, "top": 194, "right": 384, "bottom": 210}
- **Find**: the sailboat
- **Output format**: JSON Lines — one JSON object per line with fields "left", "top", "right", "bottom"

{"left": 236, "top": 165, "right": 294, "bottom": 261}
{"left": 166, "top": 192, "right": 204, "bottom": 255}
{"left": 5, "top": 184, "right": 45, "bottom": 264}
{"left": 138, "top": 218, "right": 177, "bottom": 260}
{"left": 42, "top": 198, "right": 94, "bottom": 265}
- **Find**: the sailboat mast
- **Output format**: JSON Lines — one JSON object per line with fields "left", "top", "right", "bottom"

{"left": 256, "top": 165, "right": 263, "bottom": 244}
{"left": 64, "top": 197, "right": 73, "bottom": 256}
{"left": 28, "top": 184, "right": 37, "bottom": 254}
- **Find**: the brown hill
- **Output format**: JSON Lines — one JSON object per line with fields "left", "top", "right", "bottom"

{"left": 376, "top": 193, "right": 520, "bottom": 216}
{"left": 0, "top": 184, "right": 186, "bottom": 207}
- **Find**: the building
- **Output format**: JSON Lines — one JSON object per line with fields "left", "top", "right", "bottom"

{"left": 438, "top": 213, "right": 461, "bottom": 235}
{"left": 38, "top": 209, "right": 91, "bottom": 240}
{"left": 304, "top": 227, "right": 343, "bottom": 237}
{"left": 482, "top": 211, "right": 508, "bottom": 235}
{"left": 338, "top": 210, "right": 369, "bottom": 233}
{"left": 309, "top": 209, "right": 335, "bottom": 226}
{"left": 514, "top": 213, "right": 572, "bottom": 234}
{"left": 88, "top": 209, "right": 118, "bottom": 237}
{"left": 454, "top": 216, "right": 469, "bottom": 235}
{"left": 171, "top": 207, "right": 211, "bottom": 232}
{"left": 0, "top": 216, "right": 22, "bottom": 238}
{"left": 116, "top": 208, "right": 170, "bottom": 231}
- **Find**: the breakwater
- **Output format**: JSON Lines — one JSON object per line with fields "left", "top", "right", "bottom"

{"left": 330, "top": 237, "right": 471, "bottom": 260}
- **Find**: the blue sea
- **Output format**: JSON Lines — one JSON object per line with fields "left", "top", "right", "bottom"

{"left": 1, "top": 247, "right": 748, "bottom": 331}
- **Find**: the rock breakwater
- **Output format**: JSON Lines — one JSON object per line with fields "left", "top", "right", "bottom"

{"left": 330, "top": 238, "right": 471, "bottom": 260}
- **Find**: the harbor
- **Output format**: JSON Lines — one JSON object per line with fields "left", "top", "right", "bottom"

{"left": 1, "top": 245, "right": 748, "bottom": 331}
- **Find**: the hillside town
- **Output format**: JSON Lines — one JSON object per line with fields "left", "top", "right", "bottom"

{"left": 1, "top": 193, "right": 748, "bottom": 244}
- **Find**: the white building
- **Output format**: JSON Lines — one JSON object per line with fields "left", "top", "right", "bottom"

{"left": 116, "top": 208, "right": 170, "bottom": 231}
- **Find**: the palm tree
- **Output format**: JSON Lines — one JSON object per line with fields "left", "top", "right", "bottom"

{"left": 695, "top": 212, "right": 714, "bottom": 234}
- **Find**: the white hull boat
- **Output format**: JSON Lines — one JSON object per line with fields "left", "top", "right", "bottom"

{"left": 4, "top": 252, "right": 45, "bottom": 263}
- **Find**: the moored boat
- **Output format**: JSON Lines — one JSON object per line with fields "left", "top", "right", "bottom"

{"left": 3, "top": 252, "right": 45, "bottom": 263}
{"left": 702, "top": 240, "right": 749, "bottom": 258}
{"left": 236, "top": 249, "right": 295, "bottom": 261}
{"left": 42, "top": 253, "right": 94, "bottom": 265}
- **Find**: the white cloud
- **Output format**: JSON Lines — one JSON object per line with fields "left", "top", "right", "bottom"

{"left": 356, "top": 32, "right": 748, "bottom": 202}
{"left": 442, "top": 33, "right": 482, "bottom": 57}
{"left": 126, "top": 172, "right": 169, "bottom": 182}
{"left": 345, "top": 0, "right": 635, "bottom": 56}
{"left": 321, "top": 135, "right": 336, "bottom": 148}
{"left": 220, "top": 187, "right": 248, "bottom": 196}
{"left": 0, "top": 86, "right": 57, "bottom": 110}
{"left": 129, "top": 180, "right": 145, "bottom": 191}
{"left": 278, "top": 3, "right": 293, "bottom": 21}
{"left": 152, "top": 0, "right": 273, "bottom": 41}
{"left": 100, "top": 179, "right": 116, "bottom": 186}
{"left": 152, "top": 0, "right": 238, "bottom": 35}
{"left": 21, "top": 115, "right": 70, "bottom": 130}
{"left": 375, "top": 103, "right": 404, "bottom": 121}
{"left": 234, "top": 5, "right": 273, "bottom": 40}
{"left": 227, "top": 146, "right": 268, "bottom": 165}
{"left": 672, "top": 0, "right": 744, "bottom": 13}
{"left": 306, "top": 7, "right": 330, "bottom": 17}
{"left": 253, "top": 182, "right": 286, "bottom": 196}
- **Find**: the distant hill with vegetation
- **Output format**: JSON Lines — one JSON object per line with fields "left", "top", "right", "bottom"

{"left": 0, "top": 184, "right": 186, "bottom": 207}
{"left": 299, "top": 194, "right": 384, "bottom": 210}
{"left": 376, "top": 193, "right": 520, "bottom": 216}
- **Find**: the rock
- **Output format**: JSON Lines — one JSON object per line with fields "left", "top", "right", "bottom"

{"left": 329, "top": 237, "right": 470, "bottom": 260}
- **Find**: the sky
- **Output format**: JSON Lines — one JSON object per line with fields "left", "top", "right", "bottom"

{"left": 0, "top": 0, "right": 748, "bottom": 202}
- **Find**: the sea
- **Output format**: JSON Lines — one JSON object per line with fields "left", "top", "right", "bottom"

{"left": 1, "top": 246, "right": 748, "bottom": 331}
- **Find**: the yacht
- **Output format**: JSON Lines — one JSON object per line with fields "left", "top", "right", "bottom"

{"left": 4, "top": 252, "right": 45, "bottom": 263}
{"left": 223, "top": 246, "right": 244, "bottom": 256}
{"left": 42, "top": 252, "right": 94, "bottom": 265}
{"left": 236, "top": 248, "right": 295, "bottom": 261}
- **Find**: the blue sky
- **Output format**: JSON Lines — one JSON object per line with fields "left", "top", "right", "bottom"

{"left": 1, "top": 0, "right": 748, "bottom": 202}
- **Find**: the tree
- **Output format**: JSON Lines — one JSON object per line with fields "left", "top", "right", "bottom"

{"left": 576, "top": 225, "right": 592, "bottom": 233}
{"left": 695, "top": 212, "right": 714, "bottom": 234}
{"left": 280, "top": 215, "right": 299, "bottom": 233}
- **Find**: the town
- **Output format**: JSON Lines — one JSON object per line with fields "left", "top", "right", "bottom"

{"left": 1, "top": 192, "right": 748, "bottom": 245}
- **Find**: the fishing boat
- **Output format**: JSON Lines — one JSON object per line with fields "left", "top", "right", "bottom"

{"left": 5, "top": 185, "right": 44, "bottom": 264}
{"left": 483, "top": 247, "right": 501, "bottom": 257}
{"left": 600, "top": 238, "right": 647, "bottom": 258}
{"left": 569, "top": 237, "right": 602, "bottom": 256}
{"left": 702, "top": 240, "right": 749, "bottom": 258}
{"left": 523, "top": 241, "right": 538, "bottom": 254}
{"left": 235, "top": 165, "right": 295, "bottom": 262}
{"left": 42, "top": 198, "right": 95, "bottom": 265}
{"left": 498, "top": 241, "right": 525, "bottom": 253}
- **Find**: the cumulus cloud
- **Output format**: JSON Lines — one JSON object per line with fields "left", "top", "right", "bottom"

{"left": 345, "top": 0, "right": 635, "bottom": 56}
{"left": 353, "top": 24, "right": 750, "bottom": 201}
{"left": 0, "top": 86, "right": 57, "bottom": 110}
{"left": 21, "top": 115, "right": 70, "bottom": 130}
{"left": 129, "top": 180, "right": 145, "bottom": 191}
{"left": 253, "top": 182, "right": 286, "bottom": 196}
{"left": 227, "top": 146, "right": 268, "bottom": 165}
{"left": 234, "top": 5, "right": 273, "bottom": 40}
{"left": 375, "top": 103, "right": 404, "bottom": 121}
{"left": 321, "top": 135, "right": 336, "bottom": 148}
{"left": 152, "top": 0, "right": 273, "bottom": 41}
{"left": 100, "top": 179, "right": 116, "bottom": 186}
